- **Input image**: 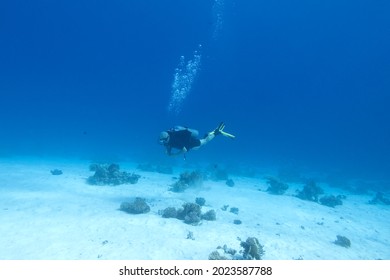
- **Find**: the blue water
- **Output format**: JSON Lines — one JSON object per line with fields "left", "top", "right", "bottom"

{"left": 1, "top": 0, "right": 389, "bottom": 181}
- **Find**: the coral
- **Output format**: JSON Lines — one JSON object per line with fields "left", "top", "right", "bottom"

{"left": 107, "top": 163, "right": 120, "bottom": 173}
{"left": 50, "top": 169, "right": 63, "bottom": 175}
{"left": 233, "top": 219, "right": 242, "bottom": 225}
{"left": 208, "top": 250, "right": 228, "bottom": 260}
{"left": 170, "top": 170, "right": 203, "bottom": 192}
{"left": 229, "top": 207, "right": 239, "bottom": 215}
{"left": 186, "top": 231, "right": 195, "bottom": 240}
{"left": 201, "top": 210, "right": 216, "bottom": 221}
{"left": 120, "top": 197, "right": 150, "bottom": 214}
{"left": 368, "top": 192, "right": 390, "bottom": 205}
{"left": 221, "top": 205, "right": 229, "bottom": 211}
{"left": 221, "top": 244, "right": 237, "bottom": 256}
{"left": 87, "top": 163, "right": 140, "bottom": 186}
{"left": 296, "top": 179, "right": 324, "bottom": 202}
{"left": 226, "top": 179, "right": 235, "bottom": 187}
{"left": 161, "top": 202, "right": 217, "bottom": 225}
{"left": 161, "top": 207, "right": 177, "bottom": 218}
{"left": 177, "top": 203, "right": 202, "bottom": 225}
{"left": 334, "top": 235, "right": 351, "bottom": 248}
{"left": 195, "top": 197, "right": 206, "bottom": 206}
{"left": 208, "top": 244, "right": 239, "bottom": 260}
{"left": 240, "top": 237, "right": 265, "bottom": 260}
{"left": 169, "top": 180, "right": 187, "bottom": 193}
{"left": 184, "top": 211, "right": 201, "bottom": 225}
{"left": 210, "top": 239, "right": 264, "bottom": 261}
{"left": 266, "top": 176, "right": 289, "bottom": 195}
{"left": 319, "top": 195, "right": 343, "bottom": 207}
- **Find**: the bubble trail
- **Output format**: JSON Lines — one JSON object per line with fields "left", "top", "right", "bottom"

{"left": 212, "top": 0, "right": 225, "bottom": 40}
{"left": 168, "top": 45, "right": 202, "bottom": 114}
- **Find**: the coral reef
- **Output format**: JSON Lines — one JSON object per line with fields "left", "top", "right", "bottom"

{"left": 220, "top": 245, "right": 237, "bottom": 256}
{"left": 319, "top": 195, "right": 343, "bottom": 207}
{"left": 201, "top": 210, "right": 216, "bottom": 221}
{"left": 87, "top": 163, "right": 140, "bottom": 186}
{"left": 209, "top": 244, "right": 238, "bottom": 260}
{"left": 186, "top": 231, "right": 195, "bottom": 240}
{"left": 195, "top": 197, "right": 206, "bottom": 206}
{"left": 209, "top": 239, "right": 264, "bottom": 260}
{"left": 177, "top": 203, "right": 202, "bottom": 225}
{"left": 368, "top": 192, "right": 390, "bottom": 205}
{"left": 226, "top": 179, "right": 235, "bottom": 187}
{"left": 50, "top": 169, "right": 63, "bottom": 175}
{"left": 161, "top": 200, "right": 217, "bottom": 225}
{"left": 334, "top": 235, "right": 351, "bottom": 248}
{"left": 169, "top": 170, "right": 203, "bottom": 192}
{"left": 161, "top": 207, "right": 177, "bottom": 218}
{"left": 296, "top": 179, "right": 324, "bottom": 202}
{"left": 221, "top": 205, "right": 229, "bottom": 211}
{"left": 266, "top": 176, "right": 289, "bottom": 195}
{"left": 229, "top": 207, "right": 239, "bottom": 215}
{"left": 184, "top": 211, "right": 201, "bottom": 225}
{"left": 208, "top": 250, "right": 228, "bottom": 260}
{"left": 120, "top": 197, "right": 150, "bottom": 214}
{"left": 240, "top": 237, "right": 265, "bottom": 260}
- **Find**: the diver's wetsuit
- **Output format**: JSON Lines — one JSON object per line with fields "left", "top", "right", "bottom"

{"left": 165, "top": 129, "right": 201, "bottom": 153}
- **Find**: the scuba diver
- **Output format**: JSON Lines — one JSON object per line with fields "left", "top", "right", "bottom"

{"left": 159, "top": 122, "right": 235, "bottom": 158}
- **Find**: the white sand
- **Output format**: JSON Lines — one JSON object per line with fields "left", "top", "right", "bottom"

{"left": 0, "top": 157, "right": 389, "bottom": 260}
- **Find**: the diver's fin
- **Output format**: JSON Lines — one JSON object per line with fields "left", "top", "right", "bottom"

{"left": 214, "top": 122, "right": 235, "bottom": 139}
{"left": 216, "top": 122, "right": 225, "bottom": 131}
{"left": 220, "top": 130, "right": 235, "bottom": 139}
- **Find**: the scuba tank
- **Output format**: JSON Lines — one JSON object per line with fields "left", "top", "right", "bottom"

{"left": 173, "top": 126, "right": 199, "bottom": 138}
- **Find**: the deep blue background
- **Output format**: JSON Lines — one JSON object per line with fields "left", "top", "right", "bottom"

{"left": 1, "top": 0, "right": 389, "bottom": 180}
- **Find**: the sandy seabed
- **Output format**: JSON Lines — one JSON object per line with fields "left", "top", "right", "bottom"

{"left": 0, "top": 157, "right": 389, "bottom": 260}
